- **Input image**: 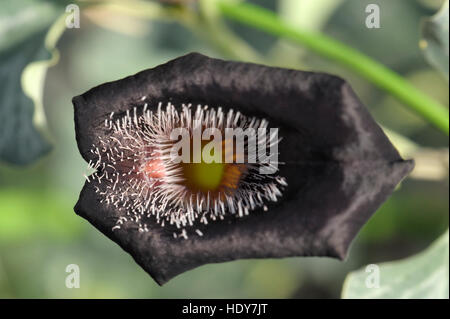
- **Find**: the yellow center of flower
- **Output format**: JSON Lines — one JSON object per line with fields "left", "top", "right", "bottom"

{"left": 181, "top": 139, "right": 243, "bottom": 193}
{"left": 182, "top": 161, "right": 225, "bottom": 191}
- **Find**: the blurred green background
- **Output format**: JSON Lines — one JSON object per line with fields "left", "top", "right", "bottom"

{"left": 0, "top": 0, "right": 448, "bottom": 298}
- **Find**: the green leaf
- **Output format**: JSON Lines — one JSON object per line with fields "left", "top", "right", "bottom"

{"left": 0, "top": 188, "right": 84, "bottom": 242}
{"left": 342, "top": 230, "right": 449, "bottom": 299}
{"left": 421, "top": 0, "right": 449, "bottom": 81}
{"left": 278, "top": 0, "right": 344, "bottom": 31}
{"left": 0, "top": 1, "right": 65, "bottom": 165}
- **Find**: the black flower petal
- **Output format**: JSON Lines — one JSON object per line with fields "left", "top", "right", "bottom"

{"left": 73, "top": 53, "right": 414, "bottom": 285}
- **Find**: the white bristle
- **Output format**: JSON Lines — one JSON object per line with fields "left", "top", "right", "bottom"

{"left": 87, "top": 102, "right": 287, "bottom": 238}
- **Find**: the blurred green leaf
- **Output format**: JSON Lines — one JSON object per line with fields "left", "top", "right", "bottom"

{"left": 0, "top": 1, "right": 64, "bottom": 165}
{"left": 218, "top": 0, "right": 449, "bottom": 135}
{"left": 278, "top": 0, "right": 343, "bottom": 31}
{"left": 342, "top": 230, "right": 449, "bottom": 299}
{"left": 269, "top": 0, "right": 343, "bottom": 67}
{"left": 0, "top": 188, "right": 83, "bottom": 242}
{"left": 421, "top": 0, "right": 449, "bottom": 81}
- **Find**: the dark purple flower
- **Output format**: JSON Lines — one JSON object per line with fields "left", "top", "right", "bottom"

{"left": 73, "top": 53, "right": 413, "bottom": 285}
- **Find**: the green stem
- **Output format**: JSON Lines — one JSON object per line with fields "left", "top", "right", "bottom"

{"left": 196, "top": 0, "right": 264, "bottom": 63}
{"left": 218, "top": 1, "right": 449, "bottom": 135}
